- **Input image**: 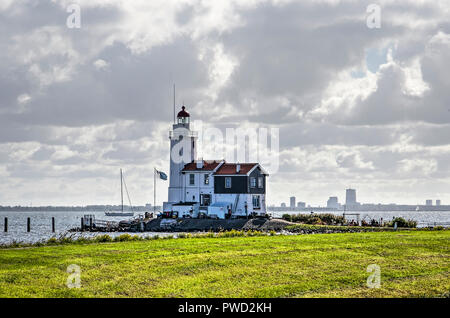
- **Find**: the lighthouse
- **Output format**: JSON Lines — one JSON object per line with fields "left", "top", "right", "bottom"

{"left": 162, "top": 104, "right": 268, "bottom": 218}
{"left": 163, "top": 106, "right": 197, "bottom": 211}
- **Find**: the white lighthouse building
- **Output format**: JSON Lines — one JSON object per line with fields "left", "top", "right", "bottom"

{"left": 165, "top": 106, "right": 197, "bottom": 206}
{"left": 163, "top": 106, "right": 268, "bottom": 219}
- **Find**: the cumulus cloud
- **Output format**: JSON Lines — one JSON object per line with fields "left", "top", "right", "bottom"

{"left": 0, "top": 0, "right": 449, "bottom": 206}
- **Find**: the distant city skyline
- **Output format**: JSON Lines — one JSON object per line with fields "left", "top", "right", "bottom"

{"left": 279, "top": 188, "right": 445, "bottom": 208}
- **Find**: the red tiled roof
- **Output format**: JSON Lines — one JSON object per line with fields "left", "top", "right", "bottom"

{"left": 182, "top": 160, "right": 223, "bottom": 171}
{"left": 214, "top": 163, "right": 258, "bottom": 175}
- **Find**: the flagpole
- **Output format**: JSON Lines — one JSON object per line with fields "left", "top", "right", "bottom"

{"left": 154, "top": 168, "right": 156, "bottom": 215}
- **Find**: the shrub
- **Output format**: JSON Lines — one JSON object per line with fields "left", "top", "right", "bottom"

{"left": 386, "top": 217, "right": 417, "bottom": 228}
{"left": 75, "top": 237, "right": 91, "bottom": 244}
{"left": 286, "top": 213, "right": 347, "bottom": 225}
{"left": 291, "top": 214, "right": 311, "bottom": 223}
{"left": 46, "top": 237, "right": 58, "bottom": 245}
{"left": 114, "top": 234, "right": 130, "bottom": 242}
{"left": 95, "top": 234, "right": 113, "bottom": 242}
{"left": 304, "top": 216, "right": 322, "bottom": 225}
{"left": 58, "top": 237, "right": 74, "bottom": 244}
{"left": 218, "top": 229, "right": 244, "bottom": 238}
{"left": 114, "top": 234, "right": 138, "bottom": 242}
{"left": 319, "top": 213, "right": 345, "bottom": 225}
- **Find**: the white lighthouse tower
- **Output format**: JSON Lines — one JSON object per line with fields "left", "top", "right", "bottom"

{"left": 163, "top": 106, "right": 197, "bottom": 211}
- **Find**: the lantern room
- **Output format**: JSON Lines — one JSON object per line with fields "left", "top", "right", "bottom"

{"left": 177, "top": 106, "right": 190, "bottom": 124}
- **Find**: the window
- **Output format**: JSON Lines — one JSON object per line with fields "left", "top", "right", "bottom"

{"left": 189, "top": 174, "right": 195, "bottom": 185}
{"left": 252, "top": 195, "right": 260, "bottom": 209}
{"left": 204, "top": 174, "right": 209, "bottom": 185}
{"left": 178, "top": 117, "right": 190, "bottom": 124}
{"left": 225, "top": 177, "right": 232, "bottom": 188}
{"left": 258, "top": 177, "right": 263, "bottom": 188}
{"left": 250, "top": 177, "right": 256, "bottom": 188}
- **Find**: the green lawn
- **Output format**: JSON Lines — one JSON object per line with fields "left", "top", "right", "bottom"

{"left": 0, "top": 230, "right": 449, "bottom": 298}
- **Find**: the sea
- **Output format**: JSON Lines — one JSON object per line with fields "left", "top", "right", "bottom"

{"left": 0, "top": 210, "right": 449, "bottom": 245}
{"left": 0, "top": 211, "right": 173, "bottom": 245}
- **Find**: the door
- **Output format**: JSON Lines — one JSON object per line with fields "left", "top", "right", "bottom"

{"left": 200, "top": 194, "right": 211, "bottom": 207}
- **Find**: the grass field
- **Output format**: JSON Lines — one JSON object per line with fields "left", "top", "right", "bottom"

{"left": 0, "top": 230, "right": 449, "bottom": 298}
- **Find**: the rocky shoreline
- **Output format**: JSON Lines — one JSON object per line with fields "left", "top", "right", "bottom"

{"left": 143, "top": 218, "right": 294, "bottom": 232}
{"left": 73, "top": 217, "right": 427, "bottom": 234}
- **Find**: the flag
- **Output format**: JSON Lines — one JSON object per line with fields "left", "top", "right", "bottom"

{"left": 156, "top": 170, "right": 168, "bottom": 180}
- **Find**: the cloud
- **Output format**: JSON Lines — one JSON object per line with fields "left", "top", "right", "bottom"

{"left": 93, "top": 59, "right": 109, "bottom": 71}
{"left": 398, "top": 158, "right": 437, "bottom": 176}
{"left": 0, "top": 0, "right": 449, "bottom": 206}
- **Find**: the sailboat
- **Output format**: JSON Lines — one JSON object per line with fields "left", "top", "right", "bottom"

{"left": 105, "top": 169, "right": 135, "bottom": 217}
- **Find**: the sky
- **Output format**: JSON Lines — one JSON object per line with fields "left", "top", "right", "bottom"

{"left": 0, "top": 0, "right": 449, "bottom": 207}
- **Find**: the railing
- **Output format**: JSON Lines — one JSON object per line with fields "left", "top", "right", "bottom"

{"left": 169, "top": 130, "right": 198, "bottom": 139}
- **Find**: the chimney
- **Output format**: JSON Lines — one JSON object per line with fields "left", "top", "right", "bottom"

{"left": 236, "top": 163, "right": 240, "bottom": 173}
{"left": 196, "top": 159, "right": 203, "bottom": 169}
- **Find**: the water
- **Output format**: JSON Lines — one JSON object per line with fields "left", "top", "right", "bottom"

{"left": 1, "top": 210, "right": 449, "bottom": 245}
{"left": 0, "top": 211, "right": 173, "bottom": 245}
{"left": 271, "top": 210, "right": 450, "bottom": 227}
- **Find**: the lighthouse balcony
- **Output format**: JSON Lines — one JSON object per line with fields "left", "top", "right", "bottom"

{"left": 169, "top": 130, "right": 198, "bottom": 139}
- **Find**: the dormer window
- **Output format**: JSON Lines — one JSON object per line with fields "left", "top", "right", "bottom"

{"left": 258, "top": 177, "right": 263, "bottom": 188}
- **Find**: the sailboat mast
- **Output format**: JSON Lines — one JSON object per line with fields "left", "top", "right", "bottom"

{"left": 173, "top": 84, "right": 176, "bottom": 124}
{"left": 120, "top": 169, "right": 124, "bottom": 213}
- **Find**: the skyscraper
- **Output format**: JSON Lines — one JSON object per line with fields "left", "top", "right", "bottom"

{"left": 297, "top": 202, "right": 306, "bottom": 208}
{"left": 436, "top": 200, "right": 441, "bottom": 206}
{"left": 426, "top": 200, "right": 433, "bottom": 206}
{"left": 290, "top": 196, "right": 296, "bottom": 209}
{"left": 345, "top": 189, "right": 357, "bottom": 206}
{"left": 327, "top": 197, "right": 339, "bottom": 209}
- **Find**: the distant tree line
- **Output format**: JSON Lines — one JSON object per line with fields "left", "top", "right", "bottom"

{"left": 0, "top": 205, "right": 161, "bottom": 212}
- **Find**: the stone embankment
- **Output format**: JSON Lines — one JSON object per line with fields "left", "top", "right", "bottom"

{"left": 143, "top": 218, "right": 294, "bottom": 232}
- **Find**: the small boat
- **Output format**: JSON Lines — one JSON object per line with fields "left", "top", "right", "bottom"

{"left": 105, "top": 169, "right": 135, "bottom": 217}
